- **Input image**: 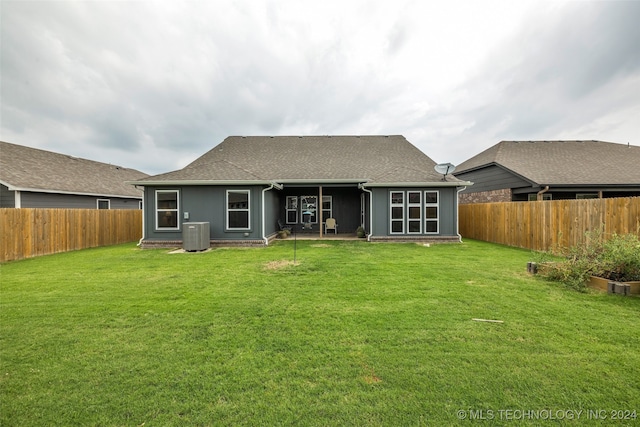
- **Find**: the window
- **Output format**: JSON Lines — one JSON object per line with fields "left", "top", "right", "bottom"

{"left": 528, "top": 193, "right": 552, "bottom": 201}
{"left": 286, "top": 196, "right": 298, "bottom": 224}
{"left": 227, "top": 190, "right": 250, "bottom": 230}
{"left": 301, "top": 196, "right": 317, "bottom": 223}
{"left": 97, "top": 199, "right": 110, "bottom": 209}
{"left": 321, "top": 195, "right": 332, "bottom": 224}
{"left": 425, "top": 191, "right": 439, "bottom": 233}
{"left": 390, "top": 191, "right": 404, "bottom": 234}
{"left": 576, "top": 193, "right": 598, "bottom": 199}
{"left": 407, "top": 191, "right": 422, "bottom": 233}
{"left": 156, "top": 190, "right": 179, "bottom": 230}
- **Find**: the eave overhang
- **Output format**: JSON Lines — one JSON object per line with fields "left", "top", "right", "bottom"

{"left": 1, "top": 179, "right": 142, "bottom": 199}
{"left": 360, "top": 181, "right": 473, "bottom": 188}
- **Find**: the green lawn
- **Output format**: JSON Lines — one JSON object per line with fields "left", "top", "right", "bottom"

{"left": 1, "top": 240, "right": 639, "bottom": 426}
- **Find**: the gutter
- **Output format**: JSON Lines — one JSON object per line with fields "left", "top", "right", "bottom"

{"left": 261, "top": 182, "right": 283, "bottom": 245}
{"left": 456, "top": 186, "right": 467, "bottom": 242}
{"left": 135, "top": 185, "right": 146, "bottom": 246}
{"left": 128, "top": 179, "right": 281, "bottom": 187}
{"left": 1, "top": 180, "right": 142, "bottom": 199}
{"left": 361, "top": 181, "right": 473, "bottom": 188}
{"left": 358, "top": 183, "right": 374, "bottom": 242}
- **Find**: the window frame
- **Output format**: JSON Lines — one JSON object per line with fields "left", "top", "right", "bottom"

{"left": 321, "top": 195, "right": 333, "bottom": 224}
{"left": 226, "top": 189, "right": 251, "bottom": 231}
{"left": 390, "top": 191, "right": 405, "bottom": 234}
{"left": 155, "top": 189, "right": 180, "bottom": 231}
{"left": 528, "top": 193, "right": 552, "bottom": 201}
{"left": 286, "top": 196, "right": 298, "bottom": 224}
{"left": 97, "top": 199, "right": 110, "bottom": 210}
{"left": 300, "top": 195, "right": 318, "bottom": 224}
{"left": 407, "top": 191, "right": 422, "bottom": 234}
{"left": 576, "top": 193, "right": 598, "bottom": 200}
{"left": 424, "top": 190, "right": 439, "bottom": 234}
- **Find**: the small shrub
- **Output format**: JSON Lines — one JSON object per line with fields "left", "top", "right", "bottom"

{"left": 597, "top": 234, "right": 640, "bottom": 281}
{"left": 536, "top": 231, "right": 640, "bottom": 291}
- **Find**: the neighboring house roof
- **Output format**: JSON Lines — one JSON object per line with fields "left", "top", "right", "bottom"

{"left": 134, "top": 135, "right": 468, "bottom": 187}
{"left": 455, "top": 140, "right": 640, "bottom": 186}
{"left": 0, "top": 141, "right": 148, "bottom": 198}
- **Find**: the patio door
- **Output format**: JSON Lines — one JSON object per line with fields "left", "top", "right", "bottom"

{"left": 321, "top": 195, "right": 332, "bottom": 223}
{"left": 286, "top": 196, "right": 298, "bottom": 224}
{"left": 300, "top": 196, "right": 317, "bottom": 224}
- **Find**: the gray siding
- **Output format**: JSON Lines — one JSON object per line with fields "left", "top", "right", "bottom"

{"left": 370, "top": 187, "right": 460, "bottom": 237}
{"left": 16, "top": 191, "right": 141, "bottom": 209}
{"left": 456, "top": 165, "right": 531, "bottom": 194}
{"left": 143, "top": 185, "right": 267, "bottom": 242}
{"left": 0, "top": 184, "right": 15, "bottom": 208}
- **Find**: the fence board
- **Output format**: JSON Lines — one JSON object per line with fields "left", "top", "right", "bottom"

{"left": 0, "top": 208, "right": 142, "bottom": 262}
{"left": 459, "top": 197, "right": 640, "bottom": 253}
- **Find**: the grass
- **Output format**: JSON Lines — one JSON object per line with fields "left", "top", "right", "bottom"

{"left": 1, "top": 240, "right": 639, "bottom": 426}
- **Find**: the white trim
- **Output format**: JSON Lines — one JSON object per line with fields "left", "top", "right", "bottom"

{"left": 424, "top": 190, "right": 439, "bottom": 234}
{"left": 0, "top": 179, "right": 142, "bottom": 199}
{"left": 407, "top": 190, "right": 422, "bottom": 234}
{"left": 456, "top": 186, "right": 466, "bottom": 242}
{"left": 128, "top": 179, "right": 472, "bottom": 188}
{"left": 14, "top": 190, "right": 21, "bottom": 208}
{"left": 262, "top": 184, "right": 275, "bottom": 245}
{"left": 97, "top": 199, "right": 111, "bottom": 209}
{"left": 129, "top": 179, "right": 282, "bottom": 187}
{"left": 321, "top": 195, "right": 333, "bottom": 224}
{"left": 389, "top": 191, "right": 405, "bottom": 234}
{"left": 359, "top": 184, "right": 373, "bottom": 241}
{"left": 138, "top": 189, "right": 146, "bottom": 246}
{"left": 300, "top": 195, "right": 318, "bottom": 224}
{"left": 286, "top": 196, "right": 298, "bottom": 224}
{"left": 155, "top": 189, "right": 180, "bottom": 231}
{"left": 360, "top": 181, "right": 473, "bottom": 188}
{"left": 226, "top": 189, "right": 251, "bottom": 230}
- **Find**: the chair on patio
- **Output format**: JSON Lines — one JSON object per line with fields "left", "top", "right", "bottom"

{"left": 277, "top": 219, "right": 292, "bottom": 232}
{"left": 324, "top": 218, "right": 338, "bottom": 234}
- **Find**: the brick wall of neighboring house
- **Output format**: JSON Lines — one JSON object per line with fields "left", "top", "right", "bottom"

{"left": 459, "top": 188, "right": 512, "bottom": 204}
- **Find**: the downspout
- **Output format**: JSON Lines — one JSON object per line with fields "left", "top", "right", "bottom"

{"left": 261, "top": 183, "right": 278, "bottom": 246}
{"left": 456, "top": 186, "right": 466, "bottom": 242}
{"left": 135, "top": 185, "right": 145, "bottom": 247}
{"left": 359, "top": 183, "right": 374, "bottom": 242}
{"left": 537, "top": 186, "right": 550, "bottom": 201}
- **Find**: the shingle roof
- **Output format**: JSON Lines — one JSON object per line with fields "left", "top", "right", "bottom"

{"left": 136, "top": 135, "right": 465, "bottom": 185}
{"left": 455, "top": 140, "right": 640, "bottom": 185}
{"left": 0, "top": 141, "right": 148, "bottom": 198}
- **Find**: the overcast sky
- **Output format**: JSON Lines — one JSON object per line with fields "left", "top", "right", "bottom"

{"left": 2, "top": 0, "right": 639, "bottom": 175}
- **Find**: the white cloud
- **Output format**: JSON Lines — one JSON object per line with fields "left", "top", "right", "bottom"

{"left": 1, "top": 0, "right": 638, "bottom": 174}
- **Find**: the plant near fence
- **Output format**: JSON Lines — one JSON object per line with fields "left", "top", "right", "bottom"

{"left": 536, "top": 231, "right": 640, "bottom": 291}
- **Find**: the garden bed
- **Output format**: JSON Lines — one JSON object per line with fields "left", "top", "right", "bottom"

{"left": 587, "top": 275, "right": 640, "bottom": 295}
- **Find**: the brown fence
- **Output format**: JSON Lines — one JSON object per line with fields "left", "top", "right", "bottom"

{"left": 0, "top": 208, "right": 142, "bottom": 262}
{"left": 459, "top": 197, "right": 640, "bottom": 253}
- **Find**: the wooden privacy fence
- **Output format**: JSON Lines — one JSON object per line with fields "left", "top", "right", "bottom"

{"left": 0, "top": 208, "right": 142, "bottom": 262}
{"left": 459, "top": 197, "right": 640, "bottom": 253}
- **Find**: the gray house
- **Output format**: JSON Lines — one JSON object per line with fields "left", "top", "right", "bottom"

{"left": 0, "top": 141, "right": 148, "bottom": 209}
{"left": 454, "top": 140, "right": 640, "bottom": 203}
{"left": 130, "top": 135, "right": 472, "bottom": 248}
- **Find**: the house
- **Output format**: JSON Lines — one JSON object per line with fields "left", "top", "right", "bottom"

{"left": 0, "top": 141, "right": 148, "bottom": 209}
{"left": 130, "top": 135, "right": 472, "bottom": 248}
{"left": 454, "top": 140, "right": 640, "bottom": 203}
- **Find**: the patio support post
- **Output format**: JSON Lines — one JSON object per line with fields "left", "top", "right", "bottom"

{"left": 319, "top": 185, "right": 323, "bottom": 238}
